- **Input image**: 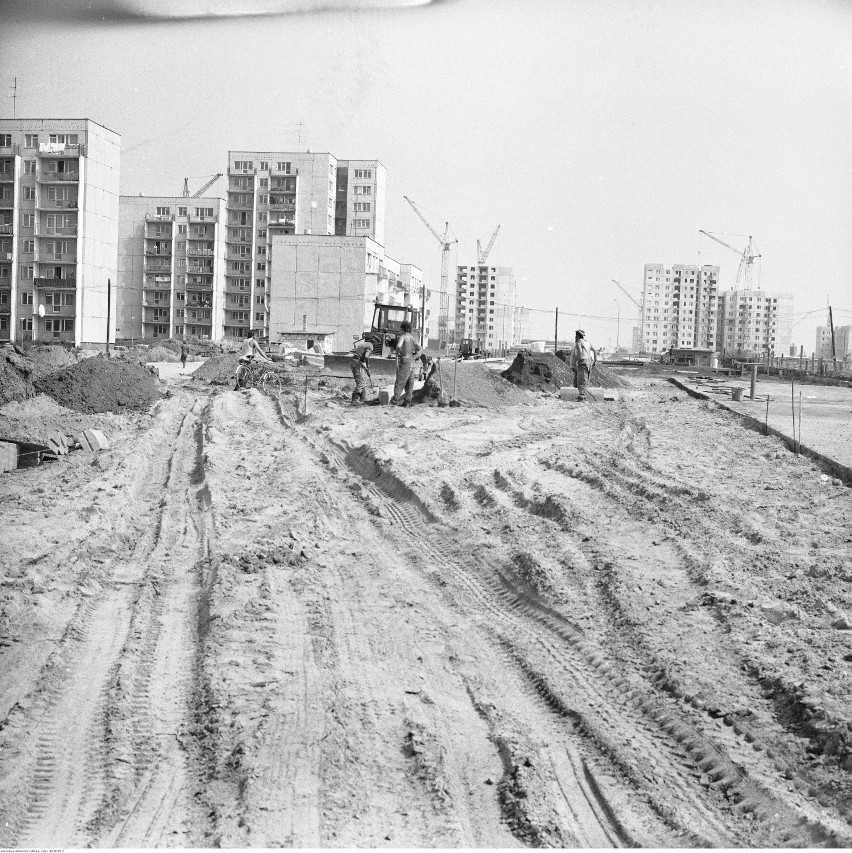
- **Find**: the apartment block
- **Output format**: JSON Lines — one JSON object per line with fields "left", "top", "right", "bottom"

{"left": 815, "top": 325, "right": 850, "bottom": 359}
{"left": 640, "top": 264, "right": 719, "bottom": 354}
{"left": 455, "top": 264, "right": 517, "bottom": 352}
{"left": 716, "top": 289, "right": 792, "bottom": 357}
{"left": 0, "top": 118, "right": 120, "bottom": 346}
{"left": 117, "top": 196, "right": 226, "bottom": 342}
{"left": 268, "top": 235, "right": 425, "bottom": 350}
{"left": 224, "top": 151, "right": 385, "bottom": 339}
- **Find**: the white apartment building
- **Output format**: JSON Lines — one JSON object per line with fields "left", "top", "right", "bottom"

{"left": 0, "top": 118, "right": 120, "bottom": 346}
{"left": 117, "top": 196, "right": 227, "bottom": 342}
{"left": 225, "top": 151, "right": 385, "bottom": 339}
{"left": 455, "top": 264, "right": 517, "bottom": 352}
{"left": 717, "top": 289, "right": 792, "bottom": 357}
{"left": 267, "top": 234, "right": 423, "bottom": 349}
{"left": 641, "top": 264, "right": 719, "bottom": 354}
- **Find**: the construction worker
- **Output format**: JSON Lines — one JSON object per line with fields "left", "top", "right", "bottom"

{"left": 233, "top": 330, "right": 270, "bottom": 390}
{"left": 569, "top": 329, "right": 597, "bottom": 402}
{"left": 390, "top": 320, "right": 423, "bottom": 407}
{"left": 350, "top": 336, "right": 374, "bottom": 403}
{"left": 180, "top": 341, "right": 189, "bottom": 370}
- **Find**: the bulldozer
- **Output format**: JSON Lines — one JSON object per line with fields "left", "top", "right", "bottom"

{"left": 322, "top": 302, "right": 423, "bottom": 382}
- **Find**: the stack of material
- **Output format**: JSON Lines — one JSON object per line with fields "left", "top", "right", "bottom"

{"left": 0, "top": 440, "right": 17, "bottom": 472}
{"left": 502, "top": 351, "right": 632, "bottom": 390}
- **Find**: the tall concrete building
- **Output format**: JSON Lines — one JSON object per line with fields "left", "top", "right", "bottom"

{"left": 224, "top": 151, "right": 385, "bottom": 339}
{"left": 815, "top": 325, "right": 851, "bottom": 359}
{"left": 455, "top": 264, "right": 517, "bottom": 352}
{"left": 117, "top": 196, "right": 227, "bottom": 342}
{"left": 716, "top": 289, "right": 792, "bottom": 357}
{"left": 267, "top": 234, "right": 422, "bottom": 350}
{"left": 0, "top": 119, "right": 120, "bottom": 346}
{"left": 640, "top": 263, "right": 719, "bottom": 354}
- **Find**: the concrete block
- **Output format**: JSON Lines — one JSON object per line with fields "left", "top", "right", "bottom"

{"left": 602, "top": 391, "right": 619, "bottom": 402}
{"left": 559, "top": 387, "right": 576, "bottom": 401}
{"left": 45, "top": 433, "right": 68, "bottom": 456}
{"left": 85, "top": 429, "right": 109, "bottom": 451}
{"left": 378, "top": 387, "right": 392, "bottom": 405}
{"left": 0, "top": 441, "right": 17, "bottom": 473}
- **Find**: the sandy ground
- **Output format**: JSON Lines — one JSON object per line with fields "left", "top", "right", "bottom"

{"left": 1, "top": 371, "right": 851, "bottom": 847}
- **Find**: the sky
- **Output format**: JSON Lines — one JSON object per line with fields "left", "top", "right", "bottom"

{"left": 2, "top": 0, "right": 851, "bottom": 350}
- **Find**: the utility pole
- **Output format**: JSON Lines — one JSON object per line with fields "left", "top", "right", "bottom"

{"left": 10, "top": 77, "right": 18, "bottom": 118}
{"left": 829, "top": 305, "right": 836, "bottom": 360}
{"left": 554, "top": 307, "right": 559, "bottom": 355}
{"left": 106, "top": 279, "right": 111, "bottom": 354}
{"left": 613, "top": 298, "right": 620, "bottom": 349}
{"left": 419, "top": 283, "right": 426, "bottom": 348}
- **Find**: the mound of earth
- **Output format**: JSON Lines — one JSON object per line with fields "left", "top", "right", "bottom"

{"left": 33, "top": 356, "right": 161, "bottom": 413}
{"left": 501, "top": 352, "right": 575, "bottom": 389}
{"left": 25, "top": 346, "right": 78, "bottom": 381}
{"left": 192, "top": 353, "right": 241, "bottom": 385}
{"left": 0, "top": 394, "right": 121, "bottom": 447}
{"left": 146, "top": 345, "right": 180, "bottom": 362}
{"left": 0, "top": 357, "right": 33, "bottom": 406}
{"left": 415, "top": 361, "right": 533, "bottom": 407}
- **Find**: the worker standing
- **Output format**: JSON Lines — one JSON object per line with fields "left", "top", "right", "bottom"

{"left": 569, "top": 329, "right": 597, "bottom": 402}
{"left": 350, "top": 336, "right": 374, "bottom": 404}
{"left": 390, "top": 320, "right": 423, "bottom": 407}
{"left": 180, "top": 341, "right": 189, "bottom": 371}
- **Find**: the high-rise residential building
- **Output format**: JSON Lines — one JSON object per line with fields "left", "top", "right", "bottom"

{"left": 640, "top": 263, "right": 719, "bottom": 354}
{"left": 716, "top": 289, "right": 792, "bottom": 357}
{"left": 117, "top": 196, "right": 226, "bottom": 342}
{"left": 224, "top": 151, "right": 385, "bottom": 339}
{"left": 815, "top": 324, "right": 850, "bottom": 359}
{"left": 0, "top": 119, "right": 120, "bottom": 346}
{"left": 267, "top": 234, "right": 423, "bottom": 351}
{"left": 454, "top": 264, "right": 517, "bottom": 352}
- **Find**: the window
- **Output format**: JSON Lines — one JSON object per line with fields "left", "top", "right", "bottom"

{"left": 354, "top": 202, "right": 371, "bottom": 212}
{"left": 234, "top": 160, "right": 254, "bottom": 171}
{"left": 20, "top": 266, "right": 33, "bottom": 281}
{"left": 258, "top": 195, "right": 267, "bottom": 205}
{"left": 156, "top": 206, "right": 171, "bottom": 216}
{"left": 153, "top": 324, "right": 169, "bottom": 336}
{"left": 178, "top": 224, "right": 187, "bottom": 234}
{"left": 258, "top": 212, "right": 267, "bottom": 222}
{"left": 237, "top": 246, "right": 251, "bottom": 257}
{"left": 257, "top": 246, "right": 266, "bottom": 255}
{"left": 255, "top": 312, "right": 264, "bottom": 322}
{"left": 259, "top": 178, "right": 268, "bottom": 188}
{"left": 232, "top": 261, "right": 251, "bottom": 273}
{"left": 48, "top": 134, "right": 78, "bottom": 144}
{"left": 257, "top": 229, "right": 266, "bottom": 238}
{"left": 255, "top": 278, "right": 265, "bottom": 289}
{"left": 21, "top": 290, "right": 34, "bottom": 304}
{"left": 24, "top": 160, "right": 36, "bottom": 174}
{"left": 24, "top": 187, "right": 35, "bottom": 200}
{"left": 22, "top": 240, "right": 34, "bottom": 253}
{"left": 47, "top": 186, "right": 70, "bottom": 200}
{"left": 0, "top": 134, "right": 10, "bottom": 147}
{"left": 256, "top": 261, "right": 266, "bottom": 271}
{"left": 259, "top": 161, "right": 268, "bottom": 171}
{"left": 354, "top": 169, "right": 373, "bottom": 179}
{"left": 276, "top": 162, "right": 291, "bottom": 173}
{"left": 256, "top": 294, "right": 264, "bottom": 304}
{"left": 21, "top": 318, "right": 33, "bottom": 331}
{"left": 24, "top": 134, "right": 38, "bottom": 148}
{"left": 195, "top": 207, "right": 213, "bottom": 218}
{"left": 177, "top": 207, "right": 187, "bottom": 217}
{"left": 354, "top": 219, "right": 370, "bottom": 228}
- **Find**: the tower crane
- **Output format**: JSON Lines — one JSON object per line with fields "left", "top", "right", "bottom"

{"left": 476, "top": 225, "right": 500, "bottom": 265}
{"left": 698, "top": 230, "right": 761, "bottom": 289}
{"left": 182, "top": 173, "right": 223, "bottom": 198}
{"left": 612, "top": 279, "right": 644, "bottom": 350}
{"left": 404, "top": 196, "right": 457, "bottom": 351}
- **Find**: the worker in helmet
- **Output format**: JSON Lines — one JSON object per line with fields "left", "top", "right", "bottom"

{"left": 569, "top": 329, "right": 597, "bottom": 402}
{"left": 350, "top": 335, "right": 374, "bottom": 403}
{"left": 390, "top": 320, "right": 423, "bottom": 407}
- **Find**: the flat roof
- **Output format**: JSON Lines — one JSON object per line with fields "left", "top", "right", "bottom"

{"left": 0, "top": 117, "right": 121, "bottom": 136}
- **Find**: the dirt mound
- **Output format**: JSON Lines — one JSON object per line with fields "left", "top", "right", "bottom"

{"left": 416, "top": 361, "right": 533, "bottom": 407}
{"left": 25, "top": 346, "right": 78, "bottom": 381}
{"left": 192, "top": 353, "right": 241, "bottom": 385}
{"left": 0, "top": 356, "right": 34, "bottom": 406}
{"left": 0, "top": 394, "right": 121, "bottom": 447}
{"left": 502, "top": 352, "right": 631, "bottom": 390}
{"left": 147, "top": 345, "right": 180, "bottom": 362}
{"left": 501, "top": 352, "right": 575, "bottom": 389}
{"left": 33, "top": 356, "right": 161, "bottom": 413}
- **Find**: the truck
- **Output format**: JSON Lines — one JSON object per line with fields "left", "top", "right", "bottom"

{"left": 459, "top": 338, "right": 484, "bottom": 359}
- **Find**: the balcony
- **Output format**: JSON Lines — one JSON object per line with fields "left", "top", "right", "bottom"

{"left": 36, "top": 251, "right": 76, "bottom": 263}
{"left": 227, "top": 249, "right": 253, "bottom": 261}
{"left": 38, "top": 142, "right": 83, "bottom": 157}
{"left": 187, "top": 265, "right": 213, "bottom": 275}
{"left": 38, "top": 199, "right": 78, "bottom": 211}
{"left": 143, "top": 299, "right": 171, "bottom": 307}
{"left": 37, "top": 170, "right": 79, "bottom": 183}
{"left": 145, "top": 213, "right": 174, "bottom": 223}
{"left": 185, "top": 282, "right": 213, "bottom": 292}
{"left": 228, "top": 199, "right": 254, "bottom": 210}
{"left": 267, "top": 216, "right": 294, "bottom": 228}
{"left": 34, "top": 277, "right": 76, "bottom": 288}
{"left": 0, "top": 224, "right": 12, "bottom": 235}
{"left": 144, "top": 249, "right": 172, "bottom": 257}
{"left": 42, "top": 303, "right": 75, "bottom": 316}
{"left": 41, "top": 225, "right": 77, "bottom": 236}
{"left": 0, "top": 171, "right": 14, "bottom": 182}
{"left": 188, "top": 214, "right": 217, "bottom": 224}
{"left": 187, "top": 247, "right": 214, "bottom": 257}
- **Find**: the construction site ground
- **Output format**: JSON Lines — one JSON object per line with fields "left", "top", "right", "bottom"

{"left": 1, "top": 364, "right": 852, "bottom": 848}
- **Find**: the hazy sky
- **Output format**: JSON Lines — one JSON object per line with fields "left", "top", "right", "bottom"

{"left": 3, "top": 0, "right": 851, "bottom": 348}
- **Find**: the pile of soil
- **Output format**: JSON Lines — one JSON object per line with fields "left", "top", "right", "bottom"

{"left": 147, "top": 345, "right": 180, "bottom": 362}
{"left": 25, "top": 346, "right": 77, "bottom": 381}
{"left": 502, "top": 352, "right": 631, "bottom": 390}
{"left": 33, "top": 356, "right": 161, "bottom": 413}
{"left": 192, "top": 353, "right": 241, "bottom": 385}
{"left": 0, "top": 394, "right": 120, "bottom": 447}
{"left": 415, "top": 361, "right": 532, "bottom": 407}
{"left": 0, "top": 357, "right": 33, "bottom": 406}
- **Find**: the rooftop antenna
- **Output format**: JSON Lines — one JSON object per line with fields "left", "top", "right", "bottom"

{"left": 295, "top": 121, "right": 305, "bottom": 149}
{"left": 8, "top": 77, "right": 18, "bottom": 118}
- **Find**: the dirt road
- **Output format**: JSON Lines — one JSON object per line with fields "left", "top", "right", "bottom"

{"left": 1, "top": 376, "right": 851, "bottom": 847}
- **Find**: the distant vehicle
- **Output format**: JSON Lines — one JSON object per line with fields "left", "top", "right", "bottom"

{"left": 459, "top": 338, "right": 484, "bottom": 359}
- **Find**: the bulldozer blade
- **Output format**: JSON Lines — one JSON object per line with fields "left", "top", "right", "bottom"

{"left": 322, "top": 354, "right": 398, "bottom": 382}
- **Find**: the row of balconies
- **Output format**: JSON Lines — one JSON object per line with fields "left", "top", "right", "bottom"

{"left": 37, "top": 169, "right": 79, "bottom": 183}
{"left": 34, "top": 277, "right": 76, "bottom": 288}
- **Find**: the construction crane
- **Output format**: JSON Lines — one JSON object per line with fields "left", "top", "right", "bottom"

{"left": 611, "top": 279, "right": 642, "bottom": 310}
{"left": 404, "top": 196, "right": 457, "bottom": 351}
{"left": 476, "top": 225, "right": 500, "bottom": 265}
{"left": 698, "top": 230, "right": 761, "bottom": 289}
{"left": 182, "top": 173, "right": 223, "bottom": 198}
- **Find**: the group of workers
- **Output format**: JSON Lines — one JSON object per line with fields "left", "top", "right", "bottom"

{"left": 350, "top": 320, "right": 422, "bottom": 406}
{"left": 235, "top": 324, "right": 597, "bottom": 405}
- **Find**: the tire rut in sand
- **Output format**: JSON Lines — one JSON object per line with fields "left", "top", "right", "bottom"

{"left": 0, "top": 397, "right": 214, "bottom": 848}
